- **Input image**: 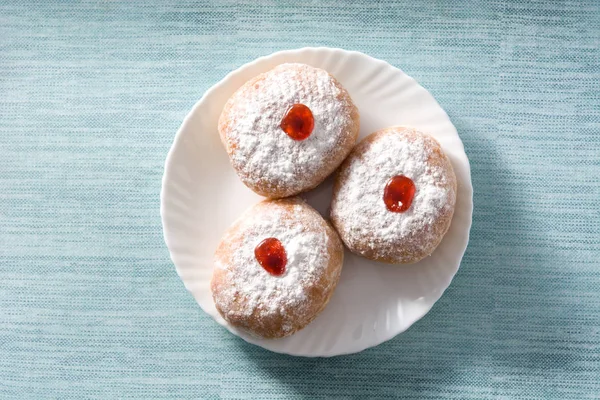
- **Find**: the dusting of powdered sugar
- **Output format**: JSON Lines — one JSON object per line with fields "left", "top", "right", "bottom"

{"left": 221, "top": 63, "right": 354, "bottom": 194}
{"left": 214, "top": 202, "right": 331, "bottom": 331}
{"left": 332, "top": 128, "right": 454, "bottom": 257}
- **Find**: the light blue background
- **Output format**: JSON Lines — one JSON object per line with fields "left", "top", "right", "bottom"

{"left": 1, "top": 1, "right": 599, "bottom": 398}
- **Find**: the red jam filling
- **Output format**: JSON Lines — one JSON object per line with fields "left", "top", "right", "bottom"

{"left": 280, "top": 104, "right": 314, "bottom": 141}
{"left": 254, "top": 237, "right": 287, "bottom": 276}
{"left": 383, "top": 175, "right": 416, "bottom": 213}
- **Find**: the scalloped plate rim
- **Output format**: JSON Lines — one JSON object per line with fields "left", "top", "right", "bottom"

{"left": 160, "top": 47, "right": 473, "bottom": 357}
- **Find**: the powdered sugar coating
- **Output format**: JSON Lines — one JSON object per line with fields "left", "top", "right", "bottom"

{"left": 218, "top": 63, "right": 359, "bottom": 198}
{"left": 331, "top": 127, "right": 457, "bottom": 264}
{"left": 211, "top": 198, "right": 343, "bottom": 338}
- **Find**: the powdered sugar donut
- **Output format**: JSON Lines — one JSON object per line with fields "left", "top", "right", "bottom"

{"left": 218, "top": 63, "right": 360, "bottom": 198}
{"left": 331, "top": 127, "right": 457, "bottom": 264}
{"left": 211, "top": 198, "right": 344, "bottom": 339}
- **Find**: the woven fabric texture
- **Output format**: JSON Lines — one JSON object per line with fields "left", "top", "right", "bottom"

{"left": 1, "top": 1, "right": 599, "bottom": 398}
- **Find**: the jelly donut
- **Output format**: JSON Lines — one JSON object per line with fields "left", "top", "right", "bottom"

{"left": 211, "top": 198, "right": 344, "bottom": 338}
{"left": 330, "top": 127, "right": 457, "bottom": 264}
{"left": 218, "top": 63, "right": 360, "bottom": 198}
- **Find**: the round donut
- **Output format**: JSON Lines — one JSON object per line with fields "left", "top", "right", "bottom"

{"left": 218, "top": 63, "right": 360, "bottom": 198}
{"left": 211, "top": 197, "right": 344, "bottom": 339}
{"left": 330, "top": 127, "right": 457, "bottom": 264}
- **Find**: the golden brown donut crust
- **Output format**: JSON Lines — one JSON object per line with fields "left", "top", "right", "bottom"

{"left": 211, "top": 198, "right": 344, "bottom": 338}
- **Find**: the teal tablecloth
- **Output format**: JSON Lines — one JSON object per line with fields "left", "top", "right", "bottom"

{"left": 2, "top": 1, "right": 599, "bottom": 398}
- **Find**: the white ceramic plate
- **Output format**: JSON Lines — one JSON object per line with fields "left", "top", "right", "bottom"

{"left": 161, "top": 47, "right": 473, "bottom": 357}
